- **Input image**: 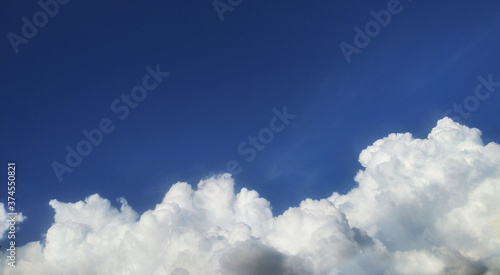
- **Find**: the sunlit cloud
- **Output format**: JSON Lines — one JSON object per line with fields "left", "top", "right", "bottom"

{"left": 2, "top": 118, "right": 499, "bottom": 274}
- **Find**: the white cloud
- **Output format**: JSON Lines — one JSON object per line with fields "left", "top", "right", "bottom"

{"left": 2, "top": 118, "right": 499, "bottom": 274}
{"left": 0, "top": 203, "right": 25, "bottom": 241}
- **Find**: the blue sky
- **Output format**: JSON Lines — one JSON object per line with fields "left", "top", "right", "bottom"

{"left": 1, "top": 0, "right": 500, "bottom": 252}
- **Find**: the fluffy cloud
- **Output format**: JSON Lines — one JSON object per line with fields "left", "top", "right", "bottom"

{"left": 2, "top": 118, "right": 499, "bottom": 274}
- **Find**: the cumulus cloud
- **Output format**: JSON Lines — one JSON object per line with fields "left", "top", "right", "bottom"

{"left": 2, "top": 118, "right": 499, "bottom": 274}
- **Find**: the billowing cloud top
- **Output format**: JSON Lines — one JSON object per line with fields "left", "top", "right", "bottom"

{"left": 2, "top": 118, "right": 499, "bottom": 274}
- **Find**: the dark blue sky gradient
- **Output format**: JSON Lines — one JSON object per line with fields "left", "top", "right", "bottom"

{"left": 1, "top": 0, "right": 500, "bottom": 246}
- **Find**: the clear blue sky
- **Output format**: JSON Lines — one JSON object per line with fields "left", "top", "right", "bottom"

{"left": 1, "top": 0, "right": 500, "bottom": 247}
